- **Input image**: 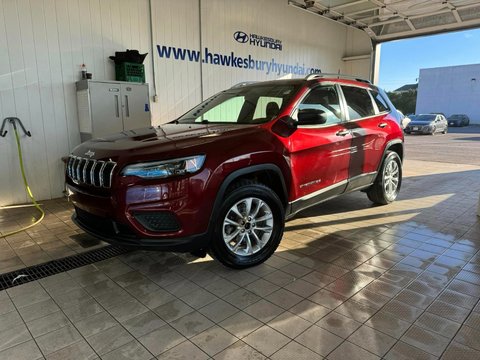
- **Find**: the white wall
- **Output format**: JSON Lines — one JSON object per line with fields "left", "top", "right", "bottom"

{"left": 0, "top": 0, "right": 153, "bottom": 206}
{"left": 416, "top": 64, "right": 480, "bottom": 123}
{"left": 152, "top": 0, "right": 372, "bottom": 122}
{"left": 0, "top": 0, "right": 372, "bottom": 206}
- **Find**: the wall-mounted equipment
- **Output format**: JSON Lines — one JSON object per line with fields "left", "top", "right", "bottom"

{"left": 76, "top": 80, "right": 151, "bottom": 142}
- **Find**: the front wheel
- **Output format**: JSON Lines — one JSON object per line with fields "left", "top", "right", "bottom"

{"left": 367, "top": 151, "right": 402, "bottom": 205}
{"left": 209, "top": 181, "right": 285, "bottom": 268}
{"left": 442, "top": 127, "right": 448, "bottom": 134}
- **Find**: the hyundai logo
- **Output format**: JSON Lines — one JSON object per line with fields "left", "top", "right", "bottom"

{"left": 233, "top": 31, "right": 249, "bottom": 43}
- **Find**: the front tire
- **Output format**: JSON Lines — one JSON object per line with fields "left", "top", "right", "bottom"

{"left": 442, "top": 127, "right": 448, "bottom": 134}
{"left": 209, "top": 180, "right": 285, "bottom": 268}
{"left": 367, "top": 151, "right": 402, "bottom": 205}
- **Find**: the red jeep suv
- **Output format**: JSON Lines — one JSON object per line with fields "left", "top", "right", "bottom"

{"left": 67, "top": 74, "right": 404, "bottom": 268}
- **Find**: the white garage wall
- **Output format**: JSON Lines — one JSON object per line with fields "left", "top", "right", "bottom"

{"left": 151, "top": 0, "right": 202, "bottom": 123}
{"left": 416, "top": 64, "right": 480, "bottom": 123}
{"left": 0, "top": 0, "right": 372, "bottom": 206}
{"left": 0, "top": 0, "right": 153, "bottom": 206}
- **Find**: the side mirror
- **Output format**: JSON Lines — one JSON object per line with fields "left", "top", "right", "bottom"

{"left": 271, "top": 116, "right": 297, "bottom": 137}
{"left": 298, "top": 109, "right": 327, "bottom": 125}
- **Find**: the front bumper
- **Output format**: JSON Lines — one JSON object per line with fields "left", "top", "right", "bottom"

{"left": 405, "top": 126, "right": 433, "bottom": 134}
{"left": 73, "top": 206, "right": 209, "bottom": 251}
{"left": 66, "top": 166, "right": 215, "bottom": 249}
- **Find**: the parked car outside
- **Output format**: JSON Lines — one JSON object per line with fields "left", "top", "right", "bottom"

{"left": 405, "top": 114, "right": 448, "bottom": 135}
{"left": 448, "top": 114, "right": 470, "bottom": 127}
{"left": 66, "top": 74, "right": 404, "bottom": 268}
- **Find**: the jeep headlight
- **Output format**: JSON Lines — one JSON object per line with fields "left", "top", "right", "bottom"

{"left": 121, "top": 155, "right": 206, "bottom": 179}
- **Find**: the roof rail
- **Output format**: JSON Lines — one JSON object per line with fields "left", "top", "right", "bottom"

{"left": 305, "top": 73, "right": 371, "bottom": 84}
{"left": 230, "top": 81, "right": 258, "bottom": 89}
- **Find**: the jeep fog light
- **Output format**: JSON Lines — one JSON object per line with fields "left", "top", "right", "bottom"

{"left": 126, "top": 185, "right": 165, "bottom": 204}
{"left": 121, "top": 155, "right": 205, "bottom": 179}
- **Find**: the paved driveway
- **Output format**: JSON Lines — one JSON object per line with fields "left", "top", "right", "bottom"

{"left": 405, "top": 126, "right": 480, "bottom": 166}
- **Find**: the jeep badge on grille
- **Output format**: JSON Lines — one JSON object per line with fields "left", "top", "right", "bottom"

{"left": 85, "top": 150, "right": 95, "bottom": 158}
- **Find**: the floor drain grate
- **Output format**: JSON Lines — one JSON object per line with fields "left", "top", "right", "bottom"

{"left": 0, "top": 245, "right": 132, "bottom": 291}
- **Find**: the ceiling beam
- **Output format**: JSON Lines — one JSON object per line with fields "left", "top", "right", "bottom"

{"left": 375, "top": 17, "right": 480, "bottom": 42}
{"left": 405, "top": 18, "right": 416, "bottom": 31}
{"left": 289, "top": 0, "right": 480, "bottom": 43}
{"left": 452, "top": 9, "right": 462, "bottom": 24}
{"left": 331, "top": 0, "right": 370, "bottom": 11}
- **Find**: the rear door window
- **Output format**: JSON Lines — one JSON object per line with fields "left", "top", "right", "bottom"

{"left": 341, "top": 86, "right": 376, "bottom": 120}
{"left": 370, "top": 90, "right": 390, "bottom": 113}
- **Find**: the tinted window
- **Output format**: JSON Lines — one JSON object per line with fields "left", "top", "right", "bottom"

{"left": 297, "top": 86, "right": 342, "bottom": 125}
{"left": 414, "top": 114, "right": 436, "bottom": 121}
{"left": 341, "top": 86, "right": 375, "bottom": 120}
{"left": 370, "top": 90, "right": 390, "bottom": 113}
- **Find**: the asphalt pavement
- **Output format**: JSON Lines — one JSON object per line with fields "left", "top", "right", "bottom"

{"left": 404, "top": 125, "right": 480, "bottom": 166}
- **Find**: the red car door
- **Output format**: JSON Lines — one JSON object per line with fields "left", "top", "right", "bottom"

{"left": 286, "top": 85, "right": 352, "bottom": 212}
{"left": 340, "top": 86, "right": 389, "bottom": 189}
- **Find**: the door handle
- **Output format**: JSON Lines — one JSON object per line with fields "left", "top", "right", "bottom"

{"left": 378, "top": 122, "right": 388, "bottom": 128}
{"left": 336, "top": 130, "right": 350, "bottom": 137}
{"left": 114, "top": 95, "right": 120, "bottom": 118}
{"left": 124, "top": 95, "right": 130, "bottom": 117}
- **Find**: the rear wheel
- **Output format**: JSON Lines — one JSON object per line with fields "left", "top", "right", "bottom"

{"left": 367, "top": 151, "right": 402, "bottom": 205}
{"left": 209, "top": 180, "right": 284, "bottom": 268}
{"left": 442, "top": 127, "right": 448, "bottom": 134}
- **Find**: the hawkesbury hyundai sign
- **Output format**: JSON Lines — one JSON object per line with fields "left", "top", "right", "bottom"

{"left": 233, "top": 31, "right": 283, "bottom": 51}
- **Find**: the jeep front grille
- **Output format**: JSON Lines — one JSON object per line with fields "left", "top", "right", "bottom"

{"left": 67, "top": 156, "right": 117, "bottom": 188}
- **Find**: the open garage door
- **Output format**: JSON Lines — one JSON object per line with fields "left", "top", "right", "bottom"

{"left": 289, "top": 0, "right": 480, "bottom": 42}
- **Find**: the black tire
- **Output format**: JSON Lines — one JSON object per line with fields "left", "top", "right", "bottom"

{"left": 442, "top": 127, "right": 448, "bottom": 134}
{"left": 367, "top": 151, "right": 402, "bottom": 205}
{"left": 430, "top": 126, "right": 436, "bottom": 135}
{"left": 209, "top": 180, "right": 285, "bottom": 268}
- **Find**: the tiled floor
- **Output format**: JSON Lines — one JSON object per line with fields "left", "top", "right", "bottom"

{"left": 0, "top": 199, "right": 105, "bottom": 274}
{"left": 0, "top": 158, "right": 480, "bottom": 359}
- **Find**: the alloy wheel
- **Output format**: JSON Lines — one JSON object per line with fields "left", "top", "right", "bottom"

{"left": 222, "top": 197, "right": 274, "bottom": 256}
{"left": 384, "top": 160, "right": 400, "bottom": 201}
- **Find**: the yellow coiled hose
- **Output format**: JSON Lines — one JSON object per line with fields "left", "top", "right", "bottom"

{"left": 1, "top": 125, "right": 45, "bottom": 237}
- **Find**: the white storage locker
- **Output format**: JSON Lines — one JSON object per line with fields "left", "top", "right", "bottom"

{"left": 76, "top": 80, "right": 151, "bottom": 142}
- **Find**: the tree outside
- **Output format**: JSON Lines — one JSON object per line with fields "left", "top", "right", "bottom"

{"left": 387, "top": 89, "right": 417, "bottom": 115}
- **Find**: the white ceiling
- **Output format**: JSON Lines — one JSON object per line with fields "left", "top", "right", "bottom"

{"left": 289, "top": 0, "right": 480, "bottom": 42}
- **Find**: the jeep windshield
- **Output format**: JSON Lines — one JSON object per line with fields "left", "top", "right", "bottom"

{"left": 174, "top": 84, "right": 301, "bottom": 125}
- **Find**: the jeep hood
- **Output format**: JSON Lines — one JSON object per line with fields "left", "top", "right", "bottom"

{"left": 72, "top": 124, "right": 258, "bottom": 159}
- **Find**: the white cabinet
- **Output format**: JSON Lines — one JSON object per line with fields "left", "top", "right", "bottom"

{"left": 76, "top": 80, "right": 151, "bottom": 142}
